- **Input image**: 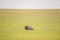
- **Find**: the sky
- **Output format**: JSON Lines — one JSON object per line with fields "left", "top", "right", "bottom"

{"left": 0, "top": 0, "right": 60, "bottom": 9}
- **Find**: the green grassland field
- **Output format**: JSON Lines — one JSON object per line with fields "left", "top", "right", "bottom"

{"left": 0, "top": 9, "right": 60, "bottom": 40}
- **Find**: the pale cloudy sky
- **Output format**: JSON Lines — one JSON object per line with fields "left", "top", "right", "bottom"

{"left": 0, "top": 0, "right": 60, "bottom": 9}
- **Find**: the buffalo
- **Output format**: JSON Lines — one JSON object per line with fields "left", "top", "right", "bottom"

{"left": 25, "top": 26, "right": 34, "bottom": 30}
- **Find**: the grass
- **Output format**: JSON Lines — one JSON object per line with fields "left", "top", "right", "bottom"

{"left": 0, "top": 9, "right": 60, "bottom": 40}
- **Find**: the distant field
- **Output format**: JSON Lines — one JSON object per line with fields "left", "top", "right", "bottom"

{"left": 0, "top": 9, "right": 60, "bottom": 40}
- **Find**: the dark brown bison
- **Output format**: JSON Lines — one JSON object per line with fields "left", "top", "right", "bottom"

{"left": 25, "top": 26, "right": 34, "bottom": 30}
